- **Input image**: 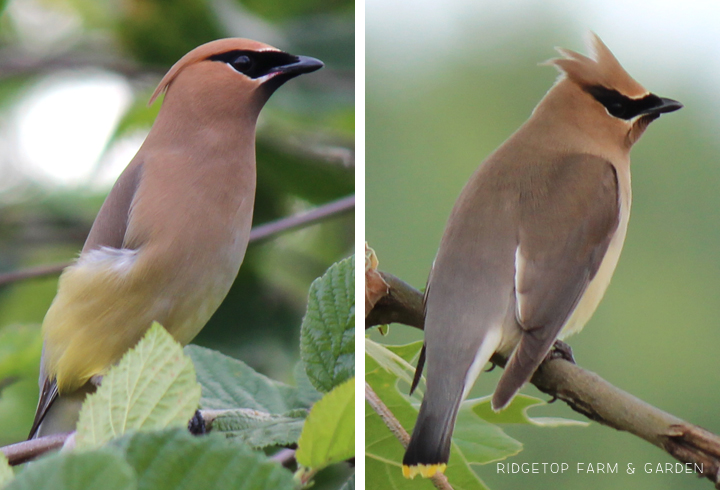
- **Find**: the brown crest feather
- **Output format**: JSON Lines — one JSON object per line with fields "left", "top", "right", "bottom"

{"left": 544, "top": 32, "right": 648, "bottom": 98}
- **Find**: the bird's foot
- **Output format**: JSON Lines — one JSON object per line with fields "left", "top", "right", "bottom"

{"left": 188, "top": 409, "right": 206, "bottom": 435}
{"left": 485, "top": 363, "right": 496, "bottom": 373}
{"left": 546, "top": 340, "right": 575, "bottom": 363}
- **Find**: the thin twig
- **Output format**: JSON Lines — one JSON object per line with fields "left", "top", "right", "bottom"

{"left": 365, "top": 382, "right": 454, "bottom": 490}
{"left": 249, "top": 194, "right": 354, "bottom": 243}
{"left": 366, "top": 270, "right": 720, "bottom": 489}
{"left": 270, "top": 448, "right": 297, "bottom": 468}
{"left": 0, "top": 432, "right": 70, "bottom": 466}
{"left": 0, "top": 195, "right": 354, "bottom": 287}
{"left": 0, "top": 263, "right": 69, "bottom": 288}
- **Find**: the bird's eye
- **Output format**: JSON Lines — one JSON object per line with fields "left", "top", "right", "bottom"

{"left": 231, "top": 55, "right": 253, "bottom": 74}
{"left": 608, "top": 102, "right": 625, "bottom": 117}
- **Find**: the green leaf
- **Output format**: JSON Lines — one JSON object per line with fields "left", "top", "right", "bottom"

{"left": 75, "top": 323, "right": 201, "bottom": 449}
{"left": 296, "top": 377, "right": 354, "bottom": 470}
{"left": 471, "top": 394, "right": 587, "bottom": 427}
{"left": 4, "top": 449, "right": 135, "bottom": 490}
{"left": 300, "top": 256, "right": 355, "bottom": 393}
{"left": 208, "top": 408, "right": 307, "bottom": 448}
{"left": 186, "top": 345, "right": 309, "bottom": 412}
{"left": 452, "top": 403, "right": 523, "bottom": 470}
{"left": 0, "top": 453, "right": 13, "bottom": 487}
{"left": 366, "top": 340, "right": 513, "bottom": 490}
{"left": 293, "top": 361, "right": 323, "bottom": 408}
{"left": 113, "top": 428, "right": 295, "bottom": 490}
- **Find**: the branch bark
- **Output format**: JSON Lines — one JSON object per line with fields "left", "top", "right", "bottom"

{"left": 0, "top": 432, "right": 70, "bottom": 465}
{"left": 0, "top": 195, "right": 354, "bottom": 287}
{"left": 366, "top": 270, "right": 720, "bottom": 489}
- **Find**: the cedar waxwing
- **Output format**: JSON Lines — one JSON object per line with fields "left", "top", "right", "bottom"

{"left": 28, "top": 38, "right": 323, "bottom": 438}
{"left": 402, "top": 34, "right": 682, "bottom": 478}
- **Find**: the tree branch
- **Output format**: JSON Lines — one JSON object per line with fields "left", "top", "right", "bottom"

{"left": 0, "top": 195, "right": 354, "bottom": 287}
{"left": 0, "top": 432, "right": 70, "bottom": 465}
{"left": 270, "top": 448, "right": 297, "bottom": 469}
{"left": 366, "top": 270, "right": 720, "bottom": 489}
{"left": 365, "top": 382, "right": 453, "bottom": 490}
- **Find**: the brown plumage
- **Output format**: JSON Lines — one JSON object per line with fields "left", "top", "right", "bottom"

{"left": 403, "top": 33, "right": 681, "bottom": 478}
{"left": 30, "top": 38, "right": 323, "bottom": 438}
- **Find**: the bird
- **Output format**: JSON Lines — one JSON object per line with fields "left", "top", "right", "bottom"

{"left": 402, "top": 33, "right": 682, "bottom": 478}
{"left": 28, "top": 38, "right": 323, "bottom": 438}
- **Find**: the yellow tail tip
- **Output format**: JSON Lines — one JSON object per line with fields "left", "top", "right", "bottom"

{"left": 402, "top": 463, "right": 447, "bottom": 479}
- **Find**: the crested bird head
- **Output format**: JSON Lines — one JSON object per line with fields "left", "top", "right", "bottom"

{"left": 541, "top": 33, "right": 681, "bottom": 149}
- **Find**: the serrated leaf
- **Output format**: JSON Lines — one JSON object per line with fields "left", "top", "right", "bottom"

{"left": 4, "top": 449, "right": 135, "bottom": 490}
{"left": 293, "top": 361, "right": 323, "bottom": 407}
{"left": 0, "top": 453, "right": 13, "bottom": 487}
{"left": 186, "top": 345, "right": 309, "bottom": 412}
{"left": 296, "top": 377, "right": 354, "bottom": 470}
{"left": 209, "top": 408, "right": 307, "bottom": 448}
{"left": 75, "top": 323, "right": 201, "bottom": 449}
{"left": 300, "top": 256, "right": 355, "bottom": 393}
{"left": 471, "top": 394, "right": 587, "bottom": 427}
{"left": 113, "top": 428, "right": 295, "bottom": 490}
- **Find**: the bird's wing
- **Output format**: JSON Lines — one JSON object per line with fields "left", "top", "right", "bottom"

{"left": 30, "top": 159, "right": 145, "bottom": 439}
{"left": 493, "top": 153, "right": 620, "bottom": 409}
{"left": 82, "top": 159, "right": 144, "bottom": 253}
{"left": 27, "top": 376, "right": 58, "bottom": 439}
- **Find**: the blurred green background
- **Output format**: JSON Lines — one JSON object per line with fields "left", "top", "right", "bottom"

{"left": 367, "top": 1, "right": 720, "bottom": 489}
{"left": 0, "top": 0, "right": 354, "bottom": 464}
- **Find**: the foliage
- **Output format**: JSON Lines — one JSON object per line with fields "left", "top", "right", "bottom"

{"left": 75, "top": 323, "right": 202, "bottom": 450}
{"left": 301, "top": 255, "right": 355, "bottom": 393}
{"left": 365, "top": 339, "right": 582, "bottom": 489}
{"left": 0, "top": 454, "right": 12, "bottom": 488}
{"left": 0, "top": 255, "right": 354, "bottom": 490}
{"left": 296, "top": 377, "right": 355, "bottom": 470}
{"left": 0, "top": 0, "right": 353, "bottom": 456}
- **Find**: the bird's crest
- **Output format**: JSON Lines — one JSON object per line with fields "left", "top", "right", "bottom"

{"left": 149, "top": 38, "right": 280, "bottom": 105}
{"left": 545, "top": 32, "right": 648, "bottom": 98}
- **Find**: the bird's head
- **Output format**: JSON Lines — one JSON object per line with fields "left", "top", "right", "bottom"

{"left": 149, "top": 38, "right": 323, "bottom": 121}
{"left": 543, "top": 33, "right": 681, "bottom": 148}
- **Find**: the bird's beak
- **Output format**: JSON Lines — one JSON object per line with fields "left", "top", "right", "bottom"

{"left": 272, "top": 55, "right": 324, "bottom": 77}
{"left": 640, "top": 96, "right": 683, "bottom": 116}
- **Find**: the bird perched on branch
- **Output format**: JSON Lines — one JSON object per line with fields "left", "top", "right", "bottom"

{"left": 403, "top": 33, "right": 682, "bottom": 478}
{"left": 28, "top": 38, "right": 323, "bottom": 438}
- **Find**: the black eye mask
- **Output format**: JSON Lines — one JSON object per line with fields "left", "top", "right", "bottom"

{"left": 207, "top": 50, "right": 300, "bottom": 79}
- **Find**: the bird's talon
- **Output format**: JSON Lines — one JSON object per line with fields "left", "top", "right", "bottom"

{"left": 548, "top": 340, "right": 576, "bottom": 364}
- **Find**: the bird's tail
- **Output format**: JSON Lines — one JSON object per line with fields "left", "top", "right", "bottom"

{"left": 402, "top": 387, "right": 463, "bottom": 479}
{"left": 492, "top": 329, "right": 555, "bottom": 411}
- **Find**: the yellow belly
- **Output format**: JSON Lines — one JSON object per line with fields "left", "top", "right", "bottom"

{"left": 42, "top": 245, "right": 238, "bottom": 394}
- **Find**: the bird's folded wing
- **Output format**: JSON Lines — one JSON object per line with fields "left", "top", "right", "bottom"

{"left": 514, "top": 153, "right": 620, "bottom": 332}
{"left": 494, "top": 154, "right": 620, "bottom": 409}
